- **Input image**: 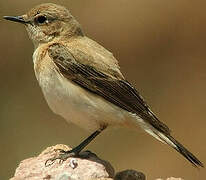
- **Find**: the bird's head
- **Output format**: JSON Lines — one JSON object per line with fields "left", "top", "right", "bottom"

{"left": 4, "top": 3, "right": 83, "bottom": 47}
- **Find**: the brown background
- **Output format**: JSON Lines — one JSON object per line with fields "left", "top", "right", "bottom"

{"left": 0, "top": 0, "right": 205, "bottom": 179}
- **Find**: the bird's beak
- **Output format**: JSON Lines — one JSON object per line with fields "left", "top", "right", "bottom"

{"left": 3, "top": 16, "right": 28, "bottom": 24}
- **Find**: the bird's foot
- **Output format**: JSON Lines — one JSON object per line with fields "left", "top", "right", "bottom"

{"left": 45, "top": 149, "right": 77, "bottom": 167}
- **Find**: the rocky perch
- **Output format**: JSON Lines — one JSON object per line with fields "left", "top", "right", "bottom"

{"left": 10, "top": 144, "right": 183, "bottom": 180}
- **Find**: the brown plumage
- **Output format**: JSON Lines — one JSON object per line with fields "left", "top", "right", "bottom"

{"left": 4, "top": 3, "right": 203, "bottom": 168}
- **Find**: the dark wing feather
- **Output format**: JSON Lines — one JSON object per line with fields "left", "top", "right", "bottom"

{"left": 48, "top": 43, "right": 170, "bottom": 134}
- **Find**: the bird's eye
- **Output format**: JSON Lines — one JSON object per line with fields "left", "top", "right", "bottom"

{"left": 36, "top": 16, "right": 47, "bottom": 24}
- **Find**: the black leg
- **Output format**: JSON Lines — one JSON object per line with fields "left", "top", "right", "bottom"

{"left": 66, "top": 129, "right": 102, "bottom": 154}
{"left": 45, "top": 127, "right": 105, "bottom": 166}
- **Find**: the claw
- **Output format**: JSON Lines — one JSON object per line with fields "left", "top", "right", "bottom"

{"left": 45, "top": 150, "right": 77, "bottom": 167}
{"left": 45, "top": 157, "right": 57, "bottom": 167}
{"left": 54, "top": 148, "right": 67, "bottom": 153}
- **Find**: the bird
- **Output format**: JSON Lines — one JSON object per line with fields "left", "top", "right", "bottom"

{"left": 4, "top": 3, "right": 203, "bottom": 168}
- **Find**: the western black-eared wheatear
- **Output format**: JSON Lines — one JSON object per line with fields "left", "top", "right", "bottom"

{"left": 4, "top": 3, "right": 203, "bottom": 167}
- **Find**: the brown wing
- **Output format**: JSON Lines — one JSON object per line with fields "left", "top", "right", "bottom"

{"left": 48, "top": 43, "right": 170, "bottom": 134}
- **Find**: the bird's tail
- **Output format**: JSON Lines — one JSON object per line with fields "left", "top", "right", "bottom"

{"left": 147, "top": 128, "right": 204, "bottom": 168}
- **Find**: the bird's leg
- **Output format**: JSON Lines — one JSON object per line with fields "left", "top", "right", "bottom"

{"left": 45, "top": 126, "right": 106, "bottom": 166}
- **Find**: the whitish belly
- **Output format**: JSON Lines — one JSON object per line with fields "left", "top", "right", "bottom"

{"left": 36, "top": 66, "right": 129, "bottom": 132}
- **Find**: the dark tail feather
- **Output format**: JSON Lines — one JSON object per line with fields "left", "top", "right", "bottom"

{"left": 164, "top": 134, "right": 204, "bottom": 168}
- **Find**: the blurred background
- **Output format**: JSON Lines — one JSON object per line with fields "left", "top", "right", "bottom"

{"left": 0, "top": 0, "right": 205, "bottom": 179}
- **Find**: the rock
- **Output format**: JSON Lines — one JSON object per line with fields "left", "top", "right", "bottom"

{"left": 10, "top": 144, "right": 184, "bottom": 180}
{"left": 114, "top": 169, "right": 146, "bottom": 180}
{"left": 10, "top": 144, "right": 114, "bottom": 180}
